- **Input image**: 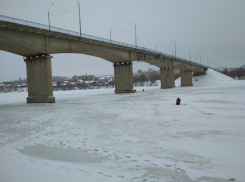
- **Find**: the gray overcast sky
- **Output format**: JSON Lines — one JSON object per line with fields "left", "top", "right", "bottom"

{"left": 0, "top": 0, "right": 245, "bottom": 82}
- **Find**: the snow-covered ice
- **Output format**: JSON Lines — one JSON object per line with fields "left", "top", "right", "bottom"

{"left": 0, "top": 69, "right": 245, "bottom": 182}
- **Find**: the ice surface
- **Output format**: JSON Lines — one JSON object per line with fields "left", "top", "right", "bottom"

{"left": 0, "top": 69, "right": 245, "bottom": 182}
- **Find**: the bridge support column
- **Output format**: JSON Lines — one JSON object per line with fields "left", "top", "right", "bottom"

{"left": 160, "top": 67, "right": 175, "bottom": 89}
{"left": 180, "top": 70, "right": 193, "bottom": 87}
{"left": 114, "top": 62, "right": 134, "bottom": 93}
{"left": 25, "top": 55, "right": 55, "bottom": 103}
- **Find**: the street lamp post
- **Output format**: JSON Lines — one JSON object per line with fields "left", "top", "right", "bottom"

{"left": 130, "top": 22, "right": 137, "bottom": 47}
{"left": 48, "top": 3, "right": 54, "bottom": 30}
{"left": 155, "top": 41, "right": 160, "bottom": 52}
{"left": 189, "top": 48, "right": 191, "bottom": 61}
{"left": 171, "top": 40, "right": 176, "bottom": 57}
{"left": 77, "top": 0, "right": 82, "bottom": 37}
{"left": 110, "top": 25, "right": 115, "bottom": 42}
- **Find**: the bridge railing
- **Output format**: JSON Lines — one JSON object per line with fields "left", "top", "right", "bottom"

{"left": 0, "top": 14, "right": 208, "bottom": 68}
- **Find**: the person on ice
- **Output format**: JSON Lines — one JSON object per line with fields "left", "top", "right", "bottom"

{"left": 176, "top": 97, "right": 181, "bottom": 105}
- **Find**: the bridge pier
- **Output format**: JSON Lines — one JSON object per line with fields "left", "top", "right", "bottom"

{"left": 114, "top": 62, "right": 134, "bottom": 93}
{"left": 180, "top": 70, "right": 193, "bottom": 87}
{"left": 160, "top": 67, "right": 175, "bottom": 89}
{"left": 25, "top": 55, "right": 55, "bottom": 103}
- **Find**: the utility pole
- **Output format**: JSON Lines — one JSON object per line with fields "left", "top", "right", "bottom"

{"left": 48, "top": 3, "right": 54, "bottom": 30}
{"left": 189, "top": 48, "right": 191, "bottom": 61}
{"left": 155, "top": 41, "right": 160, "bottom": 52}
{"left": 171, "top": 40, "right": 176, "bottom": 57}
{"left": 110, "top": 25, "right": 115, "bottom": 42}
{"left": 77, "top": 0, "right": 81, "bottom": 36}
{"left": 174, "top": 42, "right": 176, "bottom": 57}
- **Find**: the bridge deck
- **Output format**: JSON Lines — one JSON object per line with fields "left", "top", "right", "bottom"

{"left": 0, "top": 14, "right": 208, "bottom": 69}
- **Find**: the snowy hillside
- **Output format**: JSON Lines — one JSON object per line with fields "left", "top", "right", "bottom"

{"left": 0, "top": 68, "right": 245, "bottom": 182}
{"left": 175, "top": 69, "right": 235, "bottom": 87}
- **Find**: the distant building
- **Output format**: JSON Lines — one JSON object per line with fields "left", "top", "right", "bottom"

{"left": 98, "top": 75, "right": 114, "bottom": 79}
{"left": 53, "top": 76, "right": 67, "bottom": 82}
{"left": 227, "top": 68, "right": 236, "bottom": 72}
{"left": 98, "top": 75, "right": 114, "bottom": 83}
{"left": 74, "top": 75, "right": 95, "bottom": 81}
{"left": 217, "top": 67, "right": 227, "bottom": 72}
{"left": 137, "top": 70, "right": 142, "bottom": 74}
{"left": 138, "top": 70, "right": 160, "bottom": 79}
{"left": 76, "top": 79, "right": 84, "bottom": 83}
{"left": 0, "top": 83, "right": 6, "bottom": 90}
{"left": 52, "top": 82, "right": 57, "bottom": 87}
{"left": 17, "top": 83, "right": 27, "bottom": 88}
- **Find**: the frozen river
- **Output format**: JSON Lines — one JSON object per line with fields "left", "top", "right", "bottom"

{"left": 1, "top": 69, "right": 245, "bottom": 182}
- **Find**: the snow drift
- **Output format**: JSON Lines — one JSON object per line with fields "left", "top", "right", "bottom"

{"left": 175, "top": 68, "right": 235, "bottom": 87}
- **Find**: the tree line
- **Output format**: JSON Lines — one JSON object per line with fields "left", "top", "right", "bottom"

{"left": 221, "top": 68, "right": 245, "bottom": 79}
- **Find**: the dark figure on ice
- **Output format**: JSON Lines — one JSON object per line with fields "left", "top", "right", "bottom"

{"left": 176, "top": 97, "right": 181, "bottom": 105}
{"left": 135, "top": 89, "right": 136, "bottom": 92}
{"left": 143, "top": 89, "right": 144, "bottom": 92}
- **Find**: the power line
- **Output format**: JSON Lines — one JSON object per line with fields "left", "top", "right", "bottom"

{"left": 50, "top": 4, "right": 77, "bottom": 16}
{"left": 111, "top": 26, "right": 134, "bottom": 34}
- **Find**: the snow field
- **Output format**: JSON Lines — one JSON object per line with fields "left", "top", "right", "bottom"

{"left": 0, "top": 69, "right": 245, "bottom": 182}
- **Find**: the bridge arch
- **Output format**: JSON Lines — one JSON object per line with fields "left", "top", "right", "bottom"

{"left": 0, "top": 28, "right": 133, "bottom": 63}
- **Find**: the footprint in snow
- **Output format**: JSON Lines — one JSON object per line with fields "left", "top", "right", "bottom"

{"left": 104, "top": 175, "right": 112, "bottom": 177}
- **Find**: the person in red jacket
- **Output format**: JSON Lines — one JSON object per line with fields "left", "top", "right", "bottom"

{"left": 176, "top": 97, "right": 181, "bottom": 105}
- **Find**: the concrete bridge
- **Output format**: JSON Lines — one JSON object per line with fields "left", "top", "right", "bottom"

{"left": 0, "top": 15, "right": 207, "bottom": 103}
